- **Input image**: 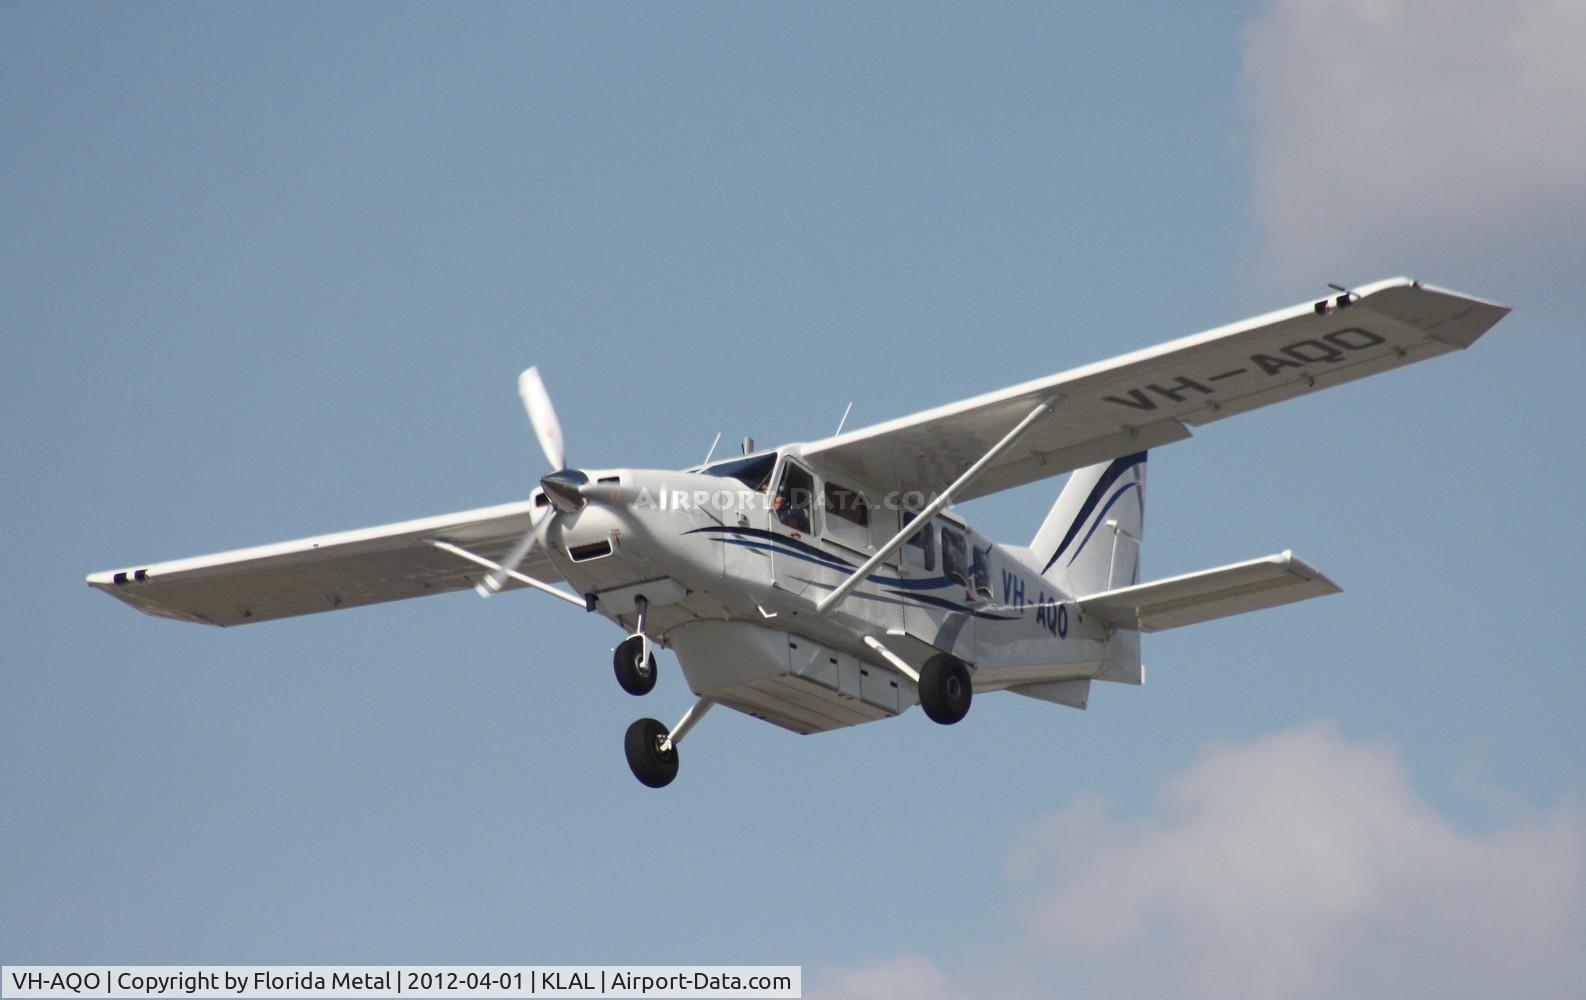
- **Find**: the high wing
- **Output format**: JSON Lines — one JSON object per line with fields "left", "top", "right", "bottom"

{"left": 800, "top": 278, "right": 1509, "bottom": 500}
{"left": 87, "top": 500, "right": 566, "bottom": 626}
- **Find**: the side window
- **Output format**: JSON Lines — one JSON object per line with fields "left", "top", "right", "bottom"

{"left": 823, "top": 479, "right": 870, "bottom": 548}
{"left": 823, "top": 482, "right": 869, "bottom": 528}
{"left": 940, "top": 524, "right": 968, "bottom": 588}
{"left": 772, "top": 462, "right": 814, "bottom": 534}
{"left": 971, "top": 542, "right": 993, "bottom": 599}
{"left": 903, "top": 513, "right": 935, "bottom": 571}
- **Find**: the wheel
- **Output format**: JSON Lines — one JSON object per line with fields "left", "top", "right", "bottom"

{"left": 624, "top": 717, "right": 679, "bottom": 788}
{"left": 918, "top": 654, "right": 972, "bottom": 725}
{"left": 613, "top": 635, "right": 658, "bottom": 696}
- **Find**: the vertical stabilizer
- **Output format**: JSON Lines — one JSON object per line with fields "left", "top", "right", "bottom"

{"left": 1030, "top": 451, "right": 1147, "bottom": 598}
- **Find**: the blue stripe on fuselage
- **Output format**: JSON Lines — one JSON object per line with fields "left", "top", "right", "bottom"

{"left": 686, "top": 526, "right": 1025, "bottom": 620}
{"left": 687, "top": 526, "right": 953, "bottom": 590}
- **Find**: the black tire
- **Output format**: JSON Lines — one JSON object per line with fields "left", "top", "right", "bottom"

{"left": 613, "top": 635, "right": 658, "bottom": 696}
{"left": 624, "top": 717, "right": 679, "bottom": 788}
{"left": 919, "top": 654, "right": 972, "bottom": 725}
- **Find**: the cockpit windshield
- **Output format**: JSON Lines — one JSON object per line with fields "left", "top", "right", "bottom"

{"left": 703, "top": 452, "right": 778, "bottom": 490}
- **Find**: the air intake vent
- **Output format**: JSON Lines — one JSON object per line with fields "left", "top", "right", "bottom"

{"left": 568, "top": 540, "right": 613, "bottom": 562}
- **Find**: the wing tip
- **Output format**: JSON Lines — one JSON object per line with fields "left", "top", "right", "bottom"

{"left": 1355, "top": 277, "right": 1511, "bottom": 349}
{"left": 1357, "top": 275, "right": 1511, "bottom": 312}
{"left": 1276, "top": 550, "right": 1343, "bottom": 594}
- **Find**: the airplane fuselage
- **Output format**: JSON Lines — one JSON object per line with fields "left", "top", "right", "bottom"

{"left": 541, "top": 457, "right": 1114, "bottom": 734}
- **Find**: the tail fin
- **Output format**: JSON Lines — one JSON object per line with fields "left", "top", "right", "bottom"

{"left": 1030, "top": 451, "right": 1147, "bottom": 598}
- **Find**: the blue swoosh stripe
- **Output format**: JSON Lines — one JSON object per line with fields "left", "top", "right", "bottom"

{"left": 1042, "top": 451, "right": 1146, "bottom": 574}
{"left": 1067, "top": 480, "right": 1141, "bottom": 567}
{"left": 685, "top": 525, "right": 855, "bottom": 567}
{"left": 688, "top": 528, "right": 1014, "bottom": 618}
{"left": 708, "top": 536, "right": 953, "bottom": 590}
{"left": 883, "top": 590, "right": 1020, "bottom": 621}
{"left": 716, "top": 538, "right": 850, "bottom": 573}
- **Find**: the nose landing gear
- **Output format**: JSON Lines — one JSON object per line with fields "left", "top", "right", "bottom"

{"left": 613, "top": 595, "right": 658, "bottom": 696}
{"left": 613, "top": 635, "right": 657, "bottom": 695}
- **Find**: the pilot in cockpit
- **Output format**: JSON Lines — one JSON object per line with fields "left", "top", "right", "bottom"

{"left": 772, "top": 489, "right": 810, "bottom": 533}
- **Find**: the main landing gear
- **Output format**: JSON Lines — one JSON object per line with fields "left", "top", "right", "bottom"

{"left": 625, "top": 699, "right": 712, "bottom": 788}
{"left": 919, "top": 653, "right": 972, "bottom": 725}
{"left": 623, "top": 718, "right": 676, "bottom": 787}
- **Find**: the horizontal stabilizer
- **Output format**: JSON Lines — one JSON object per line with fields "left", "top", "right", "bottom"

{"left": 1076, "top": 550, "right": 1339, "bottom": 633}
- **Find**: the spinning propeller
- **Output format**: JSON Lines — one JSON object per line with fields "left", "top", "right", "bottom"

{"left": 476, "top": 367, "right": 573, "bottom": 597}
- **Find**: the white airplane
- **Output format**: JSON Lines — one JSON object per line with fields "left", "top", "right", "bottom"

{"left": 89, "top": 278, "right": 1509, "bottom": 788}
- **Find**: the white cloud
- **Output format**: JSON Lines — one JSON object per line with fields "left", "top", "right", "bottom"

{"left": 815, "top": 723, "right": 1586, "bottom": 1000}
{"left": 1238, "top": 0, "right": 1586, "bottom": 287}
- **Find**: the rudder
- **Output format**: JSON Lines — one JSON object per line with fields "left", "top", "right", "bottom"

{"left": 1030, "top": 451, "right": 1147, "bottom": 598}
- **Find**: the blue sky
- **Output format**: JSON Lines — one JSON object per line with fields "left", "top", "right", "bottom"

{"left": 4, "top": 3, "right": 1584, "bottom": 995}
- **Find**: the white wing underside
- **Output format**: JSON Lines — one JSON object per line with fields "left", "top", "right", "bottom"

{"left": 799, "top": 279, "right": 1508, "bottom": 498}
{"left": 87, "top": 501, "right": 561, "bottom": 626}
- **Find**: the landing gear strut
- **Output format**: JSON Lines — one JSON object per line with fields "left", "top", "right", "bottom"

{"left": 613, "top": 595, "right": 658, "bottom": 695}
{"left": 624, "top": 698, "right": 712, "bottom": 789}
{"left": 919, "top": 654, "right": 972, "bottom": 725}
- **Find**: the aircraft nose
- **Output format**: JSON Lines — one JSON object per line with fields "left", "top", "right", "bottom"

{"left": 539, "top": 469, "right": 589, "bottom": 512}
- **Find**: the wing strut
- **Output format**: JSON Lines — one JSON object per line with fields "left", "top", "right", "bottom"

{"left": 427, "top": 540, "right": 588, "bottom": 609}
{"left": 862, "top": 635, "right": 920, "bottom": 683}
{"left": 814, "top": 397, "right": 1059, "bottom": 614}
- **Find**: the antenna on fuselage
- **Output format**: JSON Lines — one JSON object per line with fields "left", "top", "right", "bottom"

{"left": 701, "top": 431, "right": 722, "bottom": 465}
{"left": 741, "top": 436, "right": 754, "bottom": 455}
{"left": 834, "top": 401, "right": 854, "bottom": 436}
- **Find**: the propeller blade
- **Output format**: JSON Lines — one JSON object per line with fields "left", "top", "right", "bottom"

{"left": 476, "top": 511, "right": 544, "bottom": 597}
{"left": 518, "top": 367, "right": 566, "bottom": 471}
